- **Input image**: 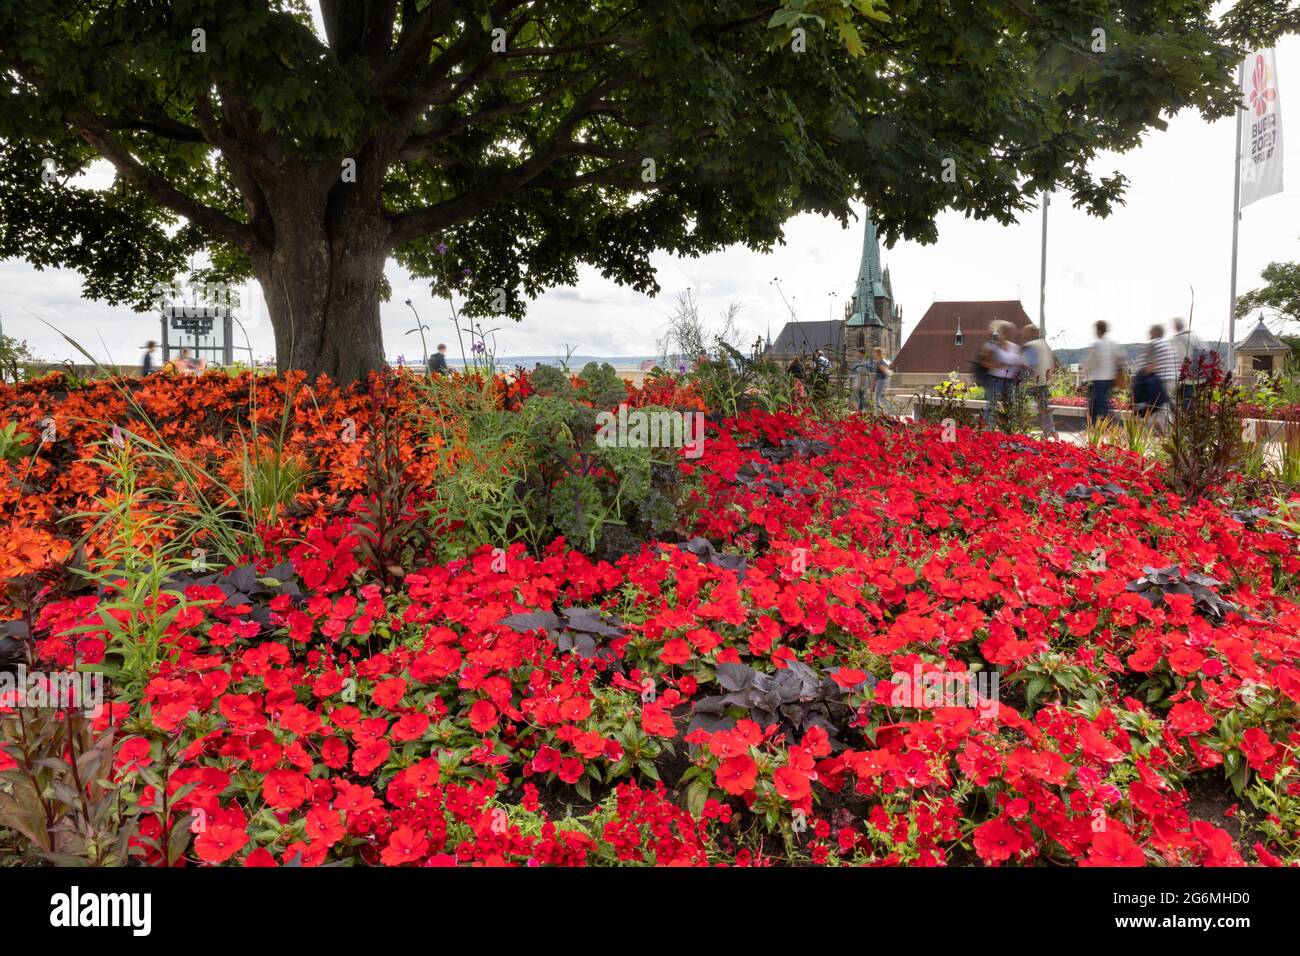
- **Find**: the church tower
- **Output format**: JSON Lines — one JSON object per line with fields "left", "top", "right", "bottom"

{"left": 844, "top": 210, "right": 898, "bottom": 356}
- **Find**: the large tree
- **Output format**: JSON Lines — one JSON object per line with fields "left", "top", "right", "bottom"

{"left": 0, "top": 1, "right": 1286, "bottom": 381}
{"left": 1238, "top": 257, "right": 1300, "bottom": 331}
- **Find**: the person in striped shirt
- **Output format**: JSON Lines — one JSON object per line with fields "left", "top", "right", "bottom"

{"left": 1144, "top": 324, "right": 1178, "bottom": 406}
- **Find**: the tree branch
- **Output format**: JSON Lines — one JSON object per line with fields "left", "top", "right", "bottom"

{"left": 99, "top": 116, "right": 205, "bottom": 143}
{"left": 387, "top": 76, "right": 631, "bottom": 243}
{"left": 73, "top": 112, "right": 261, "bottom": 255}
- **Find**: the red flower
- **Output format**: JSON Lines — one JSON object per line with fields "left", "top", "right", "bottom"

{"left": 320, "top": 736, "right": 349, "bottom": 769}
{"left": 1083, "top": 828, "right": 1146, "bottom": 867}
{"left": 557, "top": 757, "right": 585, "bottom": 784}
{"left": 305, "top": 805, "right": 345, "bottom": 846}
{"left": 371, "top": 677, "right": 407, "bottom": 709}
{"left": 469, "top": 699, "right": 499, "bottom": 733}
{"left": 352, "top": 737, "right": 390, "bottom": 775}
{"left": 1166, "top": 701, "right": 1214, "bottom": 736}
{"left": 716, "top": 754, "right": 758, "bottom": 795}
{"left": 972, "top": 817, "right": 1026, "bottom": 865}
{"left": 773, "top": 766, "right": 811, "bottom": 801}
{"left": 194, "top": 808, "right": 250, "bottom": 864}
{"left": 115, "top": 736, "right": 153, "bottom": 773}
{"left": 261, "top": 770, "right": 309, "bottom": 810}
{"left": 1270, "top": 665, "right": 1300, "bottom": 704}
{"left": 641, "top": 703, "right": 677, "bottom": 738}
{"left": 660, "top": 639, "right": 691, "bottom": 665}
{"left": 830, "top": 668, "right": 868, "bottom": 689}
{"left": 380, "top": 825, "right": 429, "bottom": 865}
{"left": 392, "top": 712, "right": 430, "bottom": 742}
{"left": 1240, "top": 728, "right": 1277, "bottom": 769}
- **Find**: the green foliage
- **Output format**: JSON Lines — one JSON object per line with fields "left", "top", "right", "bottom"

{"left": 993, "top": 382, "right": 1036, "bottom": 435}
{"left": 67, "top": 442, "right": 210, "bottom": 698}
{"left": 1117, "top": 411, "right": 1163, "bottom": 458}
{"left": 1163, "top": 360, "right": 1248, "bottom": 501}
{"left": 529, "top": 364, "right": 575, "bottom": 399}
{"left": 693, "top": 345, "right": 756, "bottom": 419}
{"left": 750, "top": 360, "right": 798, "bottom": 413}
{"left": 0, "top": 334, "right": 36, "bottom": 384}
{"left": 0, "top": 1, "right": 1258, "bottom": 369}
{"left": 1048, "top": 367, "right": 1081, "bottom": 399}
{"left": 1237, "top": 259, "right": 1300, "bottom": 327}
{"left": 1282, "top": 423, "right": 1300, "bottom": 487}
{"left": 0, "top": 709, "right": 134, "bottom": 865}
{"left": 1240, "top": 352, "right": 1300, "bottom": 409}
{"left": 420, "top": 370, "right": 685, "bottom": 560}
{"left": 352, "top": 391, "right": 433, "bottom": 589}
{"left": 0, "top": 420, "right": 33, "bottom": 462}
{"left": 917, "top": 380, "right": 979, "bottom": 428}
{"left": 1243, "top": 741, "right": 1300, "bottom": 859}
{"left": 574, "top": 362, "right": 628, "bottom": 410}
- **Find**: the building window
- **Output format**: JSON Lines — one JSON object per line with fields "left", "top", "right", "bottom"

{"left": 1253, "top": 355, "right": 1273, "bottom": 373}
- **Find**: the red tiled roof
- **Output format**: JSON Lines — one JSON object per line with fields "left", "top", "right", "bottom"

{"left": 892, "top": 300, "right": 1033, "bottom": 374}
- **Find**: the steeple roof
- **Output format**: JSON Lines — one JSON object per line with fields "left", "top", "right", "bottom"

{"left": 1236, "top": 320, "right": 1289, "bottom": 354}
{"left": 854, "top": 210, "right": 886, "bottom": 305}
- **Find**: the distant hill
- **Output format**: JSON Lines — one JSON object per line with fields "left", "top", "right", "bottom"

{"left": 1052, "top": 341, "right": 1228, "bottom": 368}
{"left": 399, "top": 354, "right": 657, "bottom": 370}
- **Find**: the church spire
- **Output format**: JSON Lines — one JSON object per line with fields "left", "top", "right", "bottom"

{"left": 855, "top": 210, "right": 885, "bottom": 311}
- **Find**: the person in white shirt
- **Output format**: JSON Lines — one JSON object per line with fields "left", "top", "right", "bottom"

{"left": 1020, "top": 323, "right": 1056, "bottom": 437}
{"left": 1083, "top": 320, "right": 1120, "bottom": 424}
{"left": 1169, "top": 317, "right": 1203, "bottom": 408}
{"left": 870, "top": 346, "right": 892, "bottom": 413}
{"left": 982, "top": 320, "right": 1022, "bottom": 425}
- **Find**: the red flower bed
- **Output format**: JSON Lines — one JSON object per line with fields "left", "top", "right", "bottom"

{"left": 1051, "top": 393, "right": 1300, "bottom": 422}
{"left": 4, "top": 373, "right": 1300, "bottom": 866}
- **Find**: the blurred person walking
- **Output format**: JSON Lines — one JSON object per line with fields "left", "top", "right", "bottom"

{"left": 140, "top": 341, "right": 158, "bottom": 376}
{"left": 870, "top": 346, "right": 892, "bottom": 413}
{"left": 1020, "top": 324, "right": 1056, "bottom": 437}
{"left": 1137, "top": 324, "right": 1176, "bottom": 427}
{"left": 429, "top": 343, "right": 449, "bottom": 375}
{"left": 1083, "top": 320, "right": 1120, "bottom": 425}
{"left": 1145, "top": 323, "right": 1178, "bottom": 403}
{"left": 849, "top": 349, "right": 870, "bottom": 411}
{"left": 982, "top": 320, "right": 1021, "bottom": 426}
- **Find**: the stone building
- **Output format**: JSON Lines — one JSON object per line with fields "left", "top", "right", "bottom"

{"left": 765, "top": 211, "right": 901, "bottom": 368}
{"left": 892, "top": 300, "right": 1034, "bottom": 385}
{"left": 843, "top": 212, "right": 902, "bottom": 357}
{"left": 1234, "top": 320, "right": 1290, "bottom": 379}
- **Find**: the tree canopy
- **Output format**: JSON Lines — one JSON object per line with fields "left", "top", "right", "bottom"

{"left": 1238, "top": 256, "right": 1300, "bottom": 330}
{"left": 0, "top": 0, "right": 1289, "bottom": 379}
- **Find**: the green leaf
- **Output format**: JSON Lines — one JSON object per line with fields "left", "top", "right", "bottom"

{"left": 685, "top": 780, "right": 711, "bottom": 818}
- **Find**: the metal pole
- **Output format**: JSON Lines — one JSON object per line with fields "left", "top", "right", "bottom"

{"left": 1039, "top": 191, "right": 1049, "bottom": 340}
{"left": 1228, "top": 57, "right": 1245, "bottom": 374}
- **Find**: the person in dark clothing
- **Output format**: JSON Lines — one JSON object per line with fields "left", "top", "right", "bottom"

{"left": 1132, "top": 367, "right": 1169, "bottom": 420}
{"left": 787, "top": 357, "right": 805, "bottom": 380}
{"left": 429, "top": 343, "right": 449, "bottom": 375}
{"left": 141, "top": 341, "right": 158, "bottom": 376}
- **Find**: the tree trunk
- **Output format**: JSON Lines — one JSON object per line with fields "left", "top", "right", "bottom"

{"left": 253, "top": 186, "right": 389, "bottom": 385}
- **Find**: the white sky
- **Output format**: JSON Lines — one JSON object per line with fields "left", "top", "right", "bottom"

{"left": 3, "top": 33, "right": 1298, "bottom": 363}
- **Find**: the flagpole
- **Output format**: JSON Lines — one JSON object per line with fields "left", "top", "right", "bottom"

{"left": 1039, "top": 191, "right": 1049, "bottom": 340}
{"left": 1228, "top": 57, "right": 1245, "bottom": 373}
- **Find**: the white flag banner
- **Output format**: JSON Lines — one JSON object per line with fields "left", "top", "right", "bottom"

{"left": 1240, "top": 48, "right": 1284, "bottom": 209}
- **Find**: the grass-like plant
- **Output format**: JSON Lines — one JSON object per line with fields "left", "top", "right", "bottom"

{"left": 37, "top": 319, "right": 318, "bottom": 568}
